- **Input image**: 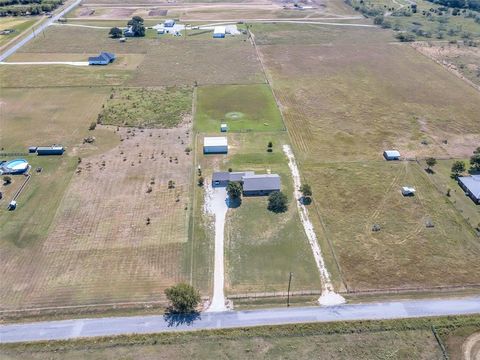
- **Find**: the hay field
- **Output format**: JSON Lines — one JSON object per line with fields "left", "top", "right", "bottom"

{"left": 195, "top": 132, "right": 321, "bottom": 294}
{"left": 17, "top": 25, "right": 264, "bottom": 86}
{"left": 195, "top": 84, "right": 284, "bottom": 133}
{"left": 0, "top": 17, "right": 36, "bottom": 48}
{"left": 0, "top": 125, "right": 195, "bottom": 310}
{"left": 254, "top": 24, "right": 480, "bottom": 290}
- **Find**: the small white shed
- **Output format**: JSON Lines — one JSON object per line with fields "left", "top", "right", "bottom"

{"left": 384, "top": 150, "right": 400, "bottom": 161}
{"left": 220, "top": 123, "right": 228, "bottom": 132}
{"left": 204, "top": 137, "right": 228, "bottom": 154}
{"left": 401, "top": 186, "right": 416, "bottom": 196}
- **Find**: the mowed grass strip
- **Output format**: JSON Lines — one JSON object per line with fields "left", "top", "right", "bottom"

{"left": 195, "top": 84, "right": 285, "bottom": 133}
{"left": 304, "top": 160, "right": 480, "bottom": 290}
{"left": 99, "top": 87, "right": 192, "bottom": 128}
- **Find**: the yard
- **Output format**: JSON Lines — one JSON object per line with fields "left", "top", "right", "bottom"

{"left": 195, "top": 132, "right": 322, "bottom": 295}
{"left": 195, "top": 84, "right": 284, "bottom": 133}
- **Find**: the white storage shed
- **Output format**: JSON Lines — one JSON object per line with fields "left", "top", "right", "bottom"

{"left": 204, "top": 137, "right": 228, "bottom": 154}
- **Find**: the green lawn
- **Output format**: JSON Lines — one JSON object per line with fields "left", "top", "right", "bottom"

{"left": 99, "top": 87, "right": 193, "bottom": 128}
{"left": 195, "top": 84, "right": 285, "bottom": 133}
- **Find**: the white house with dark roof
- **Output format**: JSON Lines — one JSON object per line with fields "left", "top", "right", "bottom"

{"left": 458, "top": 175, "right": 480, "bottom": 204}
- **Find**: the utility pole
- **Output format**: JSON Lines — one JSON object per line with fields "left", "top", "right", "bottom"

{"left": 287, "top": 272, "right": 293, "bottom": 307}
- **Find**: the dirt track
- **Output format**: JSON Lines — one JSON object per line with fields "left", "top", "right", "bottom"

{"left": 463, "top": 332, "right": 480, "bottom": 360}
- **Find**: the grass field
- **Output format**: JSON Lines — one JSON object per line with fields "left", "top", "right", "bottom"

{"left": 253, "top": 23, "right": 480, "bottom": 290}
{"left": 195, "top": 84, "right": 284, "bottom": 133}
{"left": 195, "top": 132, "right": 321, "bottom": 294}
{"left": 5, "top": 315, "right": 474, "bottom": 359}
{"left": 0, "top": 17, "right": 37, "bottom": 48}
{"left": 420, "top": 158, "right": 480, "bottom": 230}
{"left": 99, "top": 87, "right": 193, "bottom": 128}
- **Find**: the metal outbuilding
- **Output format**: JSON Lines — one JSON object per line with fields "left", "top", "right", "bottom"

{"left": 213, "top": 26, "right": 226, "bottom": 38}
{"left": 458, "top": 175, "right": 480, "bottom": 204}
{"left": 383, "top": 150, "right": 400, "bottom": 161}
{"left": 36, "top": 146, "right": 65, "bottom": 156}
{"left": 242, "top": 174, "right": 281, "bottom": 196}
{"left": 204, "top": 137, "right": 228, "bottom": 154}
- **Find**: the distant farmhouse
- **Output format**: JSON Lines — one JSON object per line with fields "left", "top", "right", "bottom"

{"left": 204, "top": 137, "right": 228, "bottom": 154}
{"left": 458, "top": 175, "right": 480, "bottom": 204}
{"left": 383, "top": 150, "right": 400, "bottom": 161}
{"left": 212, "top": 171, "right": 281, "bottom": 196}
{"left": 88, "top": 52, "right": 116, "bottom": 66}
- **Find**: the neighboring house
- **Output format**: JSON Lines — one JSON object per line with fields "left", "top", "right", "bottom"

{"left": 204, "top": 137, "right": 228, "bottom": 154}
{"left": 213, "top": 26, "right": 226, "bottom": 38}
{"left": 383, "top": 150, "right": 400, "bottom": 161}
{"left": 458, "top": 175, "right": 480, "bottom": 204}
{"left": 164, "top": 19, "right": 175, "bottom": 27}
{"left": 243, "top": 174, "right": 281, "bottom": 196}
{"left": 88, "top": 52, "right": 116, "bottom": 65}
{"left": 36, "top": 146, "right": 65, "bottom": 156}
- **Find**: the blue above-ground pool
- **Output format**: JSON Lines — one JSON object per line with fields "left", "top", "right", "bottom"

{"left": 0, "top": 159, "right": 29, "bottom": 175}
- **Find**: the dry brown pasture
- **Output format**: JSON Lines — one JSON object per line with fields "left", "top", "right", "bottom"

{"left": 412, "top": 41, "right": 480, "bottom": 90}
{"left": 253, "top": 23, "right": 480, "bottom": 290}
{"left": 17, "top": 26, "right": 264, "bottom": 87}
{"left": 0, "top": 125, "right": 194, "bottom": 310}
{"left": 254, "top": 24, "right": 480, "bottom": 163}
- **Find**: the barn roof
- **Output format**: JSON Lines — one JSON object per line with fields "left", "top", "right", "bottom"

{"left": 204, "top": 137, "right": 228, "bottom": 147}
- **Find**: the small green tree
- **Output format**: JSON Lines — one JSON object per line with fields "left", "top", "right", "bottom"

{"left": 3, "top": 176, "right": 12, "bottom": 185}
{"left": 470, "top": 147, "right": 480, "bottom": 170}
{"left": 164, "top": 283, "right": 201, "bottom": 313}
{"left": 268, "top": 191, "right": 288, "bottom": 213}
{"left": 451, "top": 161, "right": 466, "bottom": 178}
{"left": 425, "top": 157, "right": 437, "bottom": 172}
{"left": 109, "top": 27, "right": 122, "bottom": 38}
{"left": 227, "top": 181, "right": 242, "bottom": 199}
{"left": 128, "top": 16, "right": 145, "bottom": 37}
{"left": 198, "top": 176, "right": 204, "bottom": 187}
{"left": 300, "top": 184, "right": 312, "bottom": 205}
{"left": 89, "top": 122, "right": 96, "bottom": 131}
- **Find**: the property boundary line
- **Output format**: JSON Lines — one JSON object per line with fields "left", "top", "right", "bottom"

{"left": 431, "top": 325, "right": 450, "bottom": 360}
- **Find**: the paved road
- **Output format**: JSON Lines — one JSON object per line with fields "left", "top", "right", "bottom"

{"left": 0, "top": 0, "right": 81, "bottom": 62}
{"left": 1, "top": 296, "right": 479, "bottom": 343}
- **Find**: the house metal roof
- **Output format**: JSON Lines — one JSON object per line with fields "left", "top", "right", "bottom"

{"left": 88, "top": 52, "right": 116, "bottom": 63}
{"left": 242, "top": 174, "right": 281, "bottom": 192}
{"left": 212, "top": 172, "right": 230, "bottom": 182}
{"left": 459, "top": 175, "right": 480, "bottom": 199}
{"left": 204, "top": 137, "right": 228, "bottom": 147}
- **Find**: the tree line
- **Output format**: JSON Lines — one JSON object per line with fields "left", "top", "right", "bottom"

{"left": 0, "top": 0, "right": 62, "bottom": 16}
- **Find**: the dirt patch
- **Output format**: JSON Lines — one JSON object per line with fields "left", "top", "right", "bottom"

{"left": 463, "top": 331, "right": 480, "bottom": 360}
{"left": 0, "top": 124, "right": 194, "bottom": 310}
{"left": 148, "top": 9, "right": 168, "bottom": 16}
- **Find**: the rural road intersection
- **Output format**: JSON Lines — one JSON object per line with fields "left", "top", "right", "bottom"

{"left": 1, "top": 296, "right": 480, "bottom": 343}
{"left": 0, "top": 0, "right": 82, "bottom": 62}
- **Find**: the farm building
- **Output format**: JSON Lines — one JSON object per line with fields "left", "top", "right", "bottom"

{"left": 458, "top": 175, "right": 480, "bottom": 204}
{"left": 164, "top": 19, "right": 175, "bottom": 27}
{"left": 383, "top": 150, "right": 400, "bottom": 161}
{"left": 243, "top": 174, "right": 281, "bottom": 196}
{"left": 204, "top": 137, "right": 228, "bottom": 154}
{"left": 88, "top": 52, "right": 116, "bottom": 66}
{"left": 220, "top": 123, "right": 228, "bottom": 132}
{"left": 401, "top": 186, "right": 416, "bottom": 196}
{"left": 37, "top": 146, "right": 65, "bottom": 156}
{"left": 213, "top": 26, "right": 226, "bottom": 38}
